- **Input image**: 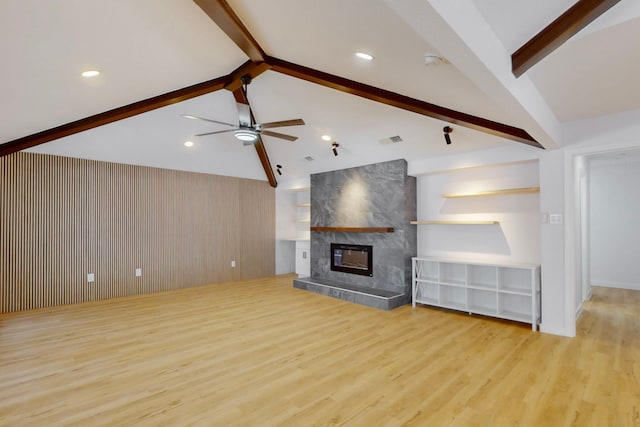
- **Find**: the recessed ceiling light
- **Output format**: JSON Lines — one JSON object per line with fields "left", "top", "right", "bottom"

{"left": 321, "top": 134, "right": 332, "bottom": 141}
{"left": 184, "top": 141, "right": 194, "bottom": 147}
{"left": 81, "top": 70, "right": 100, "bottom": 78}
{"left": 355, "top": 52, "right": 374, "bottom": 61}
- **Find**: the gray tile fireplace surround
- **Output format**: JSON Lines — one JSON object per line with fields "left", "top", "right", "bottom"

{"left": 293, "top": 159, "right": 416, "bottom": 310}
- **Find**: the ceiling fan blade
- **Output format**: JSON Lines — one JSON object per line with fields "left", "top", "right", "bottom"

{"left": 180, "top": 114, "right": 235, "bottom": 127}
{"left": 261, "top": 130, "right": 298, "bottom": 142}
{"left": 195, "top": 129, "right": 238, "bottom": 137}
{"left": 237, "top": 102, "right": 251, "bottom": 127}
{"left": 258, "top": 119, "right": 305, "bottom": 129}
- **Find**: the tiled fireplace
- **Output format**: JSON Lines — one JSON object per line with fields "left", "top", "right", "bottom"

{"left": 293, "top": 159, "right": 416, "bottom": 310}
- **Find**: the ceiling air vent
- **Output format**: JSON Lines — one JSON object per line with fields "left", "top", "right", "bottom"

{"left": 379, "top": 135, "right": 403, "bottom": 145}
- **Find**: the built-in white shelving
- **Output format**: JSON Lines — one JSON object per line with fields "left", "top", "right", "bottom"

{"left": 288, "top": 187, "right": 310, "bottom": 275}
{"left": 412, "top": 257, "right": 541, "bottom": 331}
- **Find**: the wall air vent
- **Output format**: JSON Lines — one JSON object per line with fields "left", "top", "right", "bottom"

{"left": 379, "top": 135, "right": 403, "bottom": 145}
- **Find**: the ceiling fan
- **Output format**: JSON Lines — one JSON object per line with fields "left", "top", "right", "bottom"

{"left": 182, "top": 76, "right": 304, "bottom": 145}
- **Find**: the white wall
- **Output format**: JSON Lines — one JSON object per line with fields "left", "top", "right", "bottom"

{"left": 589, "top": 156, "right": 640, "bottom": 290}
{"left": 539, "top": 150, "right": 568, "bottom": 336}
{"left": 415, "top": 161, "right": 540, "bottom": 264}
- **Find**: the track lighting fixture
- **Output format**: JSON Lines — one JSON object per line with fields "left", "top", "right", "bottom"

{"left": 276, "top": 164, "right": 282, "bottom": 175}
{"left": 443, "top": 126, "right": 453, "bottom": 145}
{"left": 331, "top": 142, "right": 340, "bottom": 156}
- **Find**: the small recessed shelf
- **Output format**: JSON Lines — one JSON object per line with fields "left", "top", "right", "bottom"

{"left": 442, "top": 187, "right": 539, "bottom": 198}
{"left": 297, "top": 219, "right": 311, "bottom": 223}
{"left": 410, "top": 220, "right": 500, "bottom": 225}
{"left": 296, "top": 203, "right": 311, "bottom": 207}
{"left": 288, "top": 187, "right": 310, "bottom": 192}
{"left": 311, "top": 226, "right": 395, "bottom": 233}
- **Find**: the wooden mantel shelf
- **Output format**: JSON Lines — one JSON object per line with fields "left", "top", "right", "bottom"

{"left": 311, "top": 226, "right": 395, "bottom": 233}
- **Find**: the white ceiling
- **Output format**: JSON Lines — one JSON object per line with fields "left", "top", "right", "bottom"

{"left": 3, "top": 0, "right": 640, "bottom": 183}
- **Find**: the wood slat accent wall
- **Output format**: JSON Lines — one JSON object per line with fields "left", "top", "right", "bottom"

{"left": 0, "top": 152, "right": 275, "bottom": 313}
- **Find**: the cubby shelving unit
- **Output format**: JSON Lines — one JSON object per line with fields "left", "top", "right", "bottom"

{"left": 412, "top": 257, "right": 541, "bottom": 331}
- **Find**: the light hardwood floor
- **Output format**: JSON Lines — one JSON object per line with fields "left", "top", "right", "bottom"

{"left": 1, "top": 276, "right": 639, "bottom": 426}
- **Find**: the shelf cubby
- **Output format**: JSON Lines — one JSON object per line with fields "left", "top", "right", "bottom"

{"left": 439, "top": 285, "right": 466, "bottom": 310}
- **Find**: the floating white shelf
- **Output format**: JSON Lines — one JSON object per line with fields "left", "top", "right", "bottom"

{"left": 442, "top": 187, "right": 540, "bottom": 198}
{"left": 410, "top": 220, "right": 500, "bottom": 225}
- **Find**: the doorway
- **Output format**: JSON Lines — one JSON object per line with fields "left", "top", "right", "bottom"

{"left": 573, "top": 148, "right": 640, "bottom": 318}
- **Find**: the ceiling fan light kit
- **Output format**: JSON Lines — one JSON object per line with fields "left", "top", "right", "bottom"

{"left": 234, "top": 129, "right": 258, "bottom": 142}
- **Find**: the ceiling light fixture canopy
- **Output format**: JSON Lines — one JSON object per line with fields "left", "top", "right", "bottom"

{"left": 234, "top": 129, "right": 258, "bottom": 142}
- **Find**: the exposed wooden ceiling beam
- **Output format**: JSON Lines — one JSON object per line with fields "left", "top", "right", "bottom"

{"left": 512, "top": 0, "right": 622, "bottom": 77}
{"left": 225, "top": 60, "right": 271, "bottom": 92}
{"left": 266, "top": 56, "right": 543, "bottom": 148}
{"left": 0, "top": 75, "right": 230, "bottom": 157}
{"left": 232, "top": 87, "right": 278, "bottom": 188}
{"left": 193, "top": 0, "right": 266, "bottom": 62}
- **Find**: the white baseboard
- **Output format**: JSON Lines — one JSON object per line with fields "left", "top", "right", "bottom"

{"left": 591, "top": 280, "right": 640, "bottom": 291}
{"left": 540, "top": 324, "right": 573, "bottom": 337}
{"left": 575, "top": 302, "right": 584, "bottom": 319}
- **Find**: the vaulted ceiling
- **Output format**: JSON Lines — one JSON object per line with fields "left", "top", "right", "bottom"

{"left": 2, "top": 0, "right": 639, "bottom": 185}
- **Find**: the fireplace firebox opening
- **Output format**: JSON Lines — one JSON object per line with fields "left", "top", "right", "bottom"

{"left": 330, "top": 243, "right": 373, "bottom": 277}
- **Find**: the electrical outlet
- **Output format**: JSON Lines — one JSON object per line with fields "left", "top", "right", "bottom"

{"left": 135, "top": 268, "right": 142, "bottom": 277}
{"left": 231, "top": 260, "right": 236, "bottom": 268}
{"left": 87, "top": 273, "right": 95, "bottom": 283}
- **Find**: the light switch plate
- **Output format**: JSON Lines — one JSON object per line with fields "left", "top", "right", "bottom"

{"left": 549, "top": 214, "right": 563, "bottom": 224}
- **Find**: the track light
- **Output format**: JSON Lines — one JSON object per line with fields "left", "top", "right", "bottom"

{"left": 331, "top": 142, "right": 340, "bottom": 156}
{"left": 276, "top": 164, "right": 282, "bottom": 175}
{"left": 443, "top": 126, "right": 453, "bottom": 145}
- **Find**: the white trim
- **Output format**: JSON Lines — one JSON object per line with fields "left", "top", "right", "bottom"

{"left": 592, "top": 281, "right": 640, "bottom": 291}
{"left": 575, "top": 302, "right": 584, "bottom": 319}
{"left": 540, "top": 323, "right": 568, "bottom": 336}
